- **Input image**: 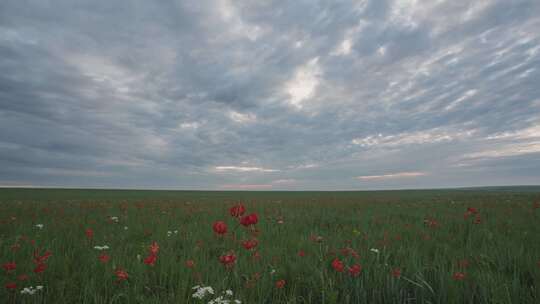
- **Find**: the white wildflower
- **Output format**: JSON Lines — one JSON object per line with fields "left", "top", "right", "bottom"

{"left": 94, "top": 245, "right": 110, "bottom": 251}
{"left": 35, "top": 224, "right": 44, "bottom": 229}
{"left": 20, "top": 286, "right": 44, "bottom": 295}
{"left": 124, "top": 226, "right": 128, "bottom": 230}
{"left": 370, "top": 248, "right": 380, "bottom": 254}
{"left": 110, "top": 216, "right": 119, "bottom": 222}
{"left": 225, "top": 290, "right": 233, "bottom": 296}
{"left": 192, "top": 285, "right": 215, "bottom": 299}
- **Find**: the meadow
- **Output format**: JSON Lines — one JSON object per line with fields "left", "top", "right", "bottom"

{"left": 1, "top": 187, "right": 539, "bottom": 303}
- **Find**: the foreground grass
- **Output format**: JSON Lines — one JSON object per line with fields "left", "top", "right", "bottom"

{"left": 1, "top": 188, "right": 539, "bottom": 303}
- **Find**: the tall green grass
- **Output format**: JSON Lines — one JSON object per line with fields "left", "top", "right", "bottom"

{"left": 1, "top": 188, "right": 539, "bottom": 303}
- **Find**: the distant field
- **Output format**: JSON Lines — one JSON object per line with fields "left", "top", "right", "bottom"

{"left": 1, "top": 187, "right": 539, "bottom": 303}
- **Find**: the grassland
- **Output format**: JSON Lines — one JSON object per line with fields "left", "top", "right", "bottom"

{"left": 1, "top": 187, "right": 539, "bottom": 303}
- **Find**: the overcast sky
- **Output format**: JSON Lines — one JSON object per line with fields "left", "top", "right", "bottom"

{"left": 1, "top": 0, "right": 539, "bottom": 190}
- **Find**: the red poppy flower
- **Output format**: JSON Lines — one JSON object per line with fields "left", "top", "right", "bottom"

{"left": 5, "top": 282, "right": 17, "bottom": 290}
{"left": 185, "top": 260, "right": 195, "bottom": 268}
{"left": 467, "top": 207, "right": 478, "bottom": 214}
{"left": 242, "top": 239, "right": 258, "bottom": 250}
{"left": 85, "top": 228, "right": 94, "bottom": 240}
{"left": 452, "top": 272, "right": 466, "bottom": 281}
{"left": 143, "top": 254, "right": 157, "bottom": 266}
{"left": 17, "top": 274, "right": 29, "bottom": 281}
{"left": 99, "top": 254, "right": 110, "bottom": 264}
{"left": 33, "top": 250, "right": 52, "bottom": 265}
{"left": 213, "top": 221, "right": 228, "bottom": 235}
{"left": 2, "top": 262, "right": 16, "bottom": 272}
{"left": 331, "top": 258, "right": 345, "bottom": 272}
{"left": 392, "top": 268, "right": 402, "bottom": 278}
{"left": 275, "top": 279, "right": 286, "bottom": 289}
{"left": 230, "top": 204, "right": 246, "bottom": 217}
{"left": 219, "top": 252, "right": 237, "bottom": 267}
{"left": 34, "top": 263, "right": 47, "bottom": 273}
{"left": 298, "top": 250, "right": 306, "bottom": 257}
{"left": 348, "top": 264, "right": 362, "bottom": 277}
{"left": 149, "top": 241, "right": 159, "bottom": 255}
{"left": 115, "top": 268, "right": 129, "bottom": 281}
{"left": 240, "top": 213, "right": 258, "bottom": 227}
{"left": 252, "top": 250, "right": 261, "bottom": 261}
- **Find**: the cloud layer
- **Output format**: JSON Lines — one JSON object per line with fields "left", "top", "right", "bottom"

{"left": 1, "top": 0, "right": 539, "bottom": 190}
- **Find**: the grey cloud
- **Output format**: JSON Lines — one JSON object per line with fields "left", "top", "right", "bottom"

{"left": 1, "top": 0, "right": 539, "bottom": 189}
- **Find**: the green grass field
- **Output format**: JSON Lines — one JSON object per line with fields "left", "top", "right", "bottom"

{"left": 1, "top": 187, "right": 540, "bottom": 303}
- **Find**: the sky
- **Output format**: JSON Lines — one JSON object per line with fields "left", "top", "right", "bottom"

{"left": 1, "top": 0, "right": 540, "bottom": 190}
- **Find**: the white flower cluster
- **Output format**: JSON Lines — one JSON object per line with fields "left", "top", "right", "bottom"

{"left": 192, "top": 286, "right": 241, "bottom": 304}
{"left": 35, "top": 224, "right": 44, "bottom": 229}
{"left": 124, "top": 226, "right": 129, "bottom": 230}
{"left": 370, "top": 248, "right": 380, "bottom": 254}
{"left": 94, "top": 245, "right": 110, "bottom": 250}
{"left": 192, "top": 285, "right": 215, "bottom": 299}
{"left": 167, "top": 230, "right": 179, "bottom": 237}
{"left": 110, "top": 216, "right": 119, "bottom": 222}
{"left": 20, "top": 285, "right": 43, "bottom": 295}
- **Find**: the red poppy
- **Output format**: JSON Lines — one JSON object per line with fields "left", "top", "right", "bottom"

{"left": 275, "top": 279, "right": 286, "bottom": 289}
{"left": 17, "top": 274, "right": 29, "bottom": 281}
{"left": 5, "top": 282, "right": 17, "bottom": 290}
{"left": 467, "top": 207, "right": 478, "bottom": 214}
{"left": 298, "top": 250, "right": 306, "bottom": 257}
{"left": 424, "top": 218, "right": 438, "bottom": 228}
{"left": 143, "top": 254, "right": 157, "bottom": 266}
{"left": 230, "top": 204, "right": 246, "bottom": 217}
{"left": 85, "top": 228, "right": 94, "bottom": 240}
{"left": 115, "top": 268, "right": 128, "bottom": 281}
{"left": 392, "top": 268, "right": 402, "bottom": 278}
{"left": 219, "top": 252, "right": 237, "bottom": 267}
{"left": 242, "top": 239, "right": 258, "bottom": 250}
{"left": 185, "top": 260, "right": 195, "bottom": 268}
{"left": 34, "top": 263, "right": 47, "bottom": 273}
{"left": 464, "top": 207, "right": 479, "bottom": 219}
{"left": 99, "top": 254, "right": 110, "bottom": 264}
{"left": 348, "top": 264, "right": 362, "bottom": 277}
{"left": 452, "top": 272, "right": 466, "bottom": 281}
{"left": 149, "top": 241, "right": 159, "bottom": 255}
{"left": 33, "top": 250, "right": 52, "bottom": 265}
{"left": 213, "top": 221, "right": 228, "bottom": 235}
{"left": 252, "top": 250, "right": 261, "bottom": 261}
{"left": 331, "top": 258, "right": 345, "bottom": 272}
{"left": 2, "top": 262, "right": 16, "bottom": 272}
{"left": 473, "top": 215, "right": 481, "bottom": 224}
{"left": 240, "top": 213, "right": 258, "bottom": 227}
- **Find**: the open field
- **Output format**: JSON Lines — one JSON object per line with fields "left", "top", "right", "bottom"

{"left": 1, "top": 187, "right": 540, "bottom": 303}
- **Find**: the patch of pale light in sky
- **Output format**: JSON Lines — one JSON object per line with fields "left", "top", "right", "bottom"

{"left": 214, "top": 166, "right": 279, "bottom": 173}
{"left": 285, "top": 57, "right": 321, "bottom": 108}
{"left": 356, "top": 172, "right": 427, "bottom": 180}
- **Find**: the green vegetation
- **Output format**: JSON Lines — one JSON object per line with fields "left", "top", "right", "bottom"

{"left": 1, "top": 188, "right": 539, "bottom": 303}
